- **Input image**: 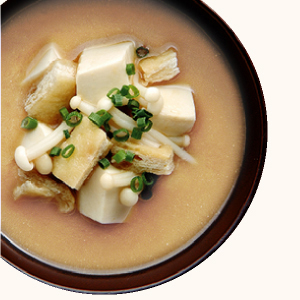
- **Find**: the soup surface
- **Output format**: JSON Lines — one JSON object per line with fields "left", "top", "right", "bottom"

{"left": 1, "top": 0, "right": 246, "bottom": 273}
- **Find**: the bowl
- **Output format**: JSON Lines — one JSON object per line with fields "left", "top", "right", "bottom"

{"left": 1, "top": 0, "right": 267, "bottom": 294}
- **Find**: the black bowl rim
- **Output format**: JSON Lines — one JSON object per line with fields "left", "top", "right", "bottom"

{"left": 1, "top": 0, "right": 267, "bottom": 294}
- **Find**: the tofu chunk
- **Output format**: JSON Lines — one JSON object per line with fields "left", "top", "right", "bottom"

{"left": 139, "top": 48, "right": 180, "bottom": 85}
{"left": 22, "top": 43, "right": 63, "bottom": 86}
{"left": 52, "top": 116, "right": 112, "bottom": 190}
{"left": 111, "top": 141, "right": 175, "bottom": 175}
{"left": 25, "top": 59, "right": 77, "bottom": 125}
{"left": 78, "top": 166, "right": 133, "bottom": 224}
{"left": 151, "top": 85, "right": 196, "bottom": 136}
{"left": 76, "top": 41, "right": 135, "bottom": 105}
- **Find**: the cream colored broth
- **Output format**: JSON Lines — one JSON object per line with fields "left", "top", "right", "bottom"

{"left": 1, "top": 0, "right": 245, "bottom": 273}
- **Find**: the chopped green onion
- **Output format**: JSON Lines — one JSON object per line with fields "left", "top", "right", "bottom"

{"left": 125, "top": 151, "right": 135, "bottom": 163}
{"left": 120, "top": 85, "right": 130, "bottom": 96}
{"left": 106, "top": 87, "right": 120, "bottom": 100}
{"left": 142, "top": 172, "right": 155, "bottom": 186}
{"left": 131, "top": 127, "right": 143, "bottom": 140}
{"left": 65, "top": 111, "right": 83, "bottom": 127}
{"left": 112, "top": 150, "right": 127, "bottom": 163}
{"left": 136, "top": 46, "right": 149, "bottom": 58}
{"left": 132, "top": 108, "right": 153, "bottom": 120}
{"left": 126, "top": 63, "right": 136, "bottom": 75}
{"left": 137, "top": 117, "right": 152, "bottom": 132}
{"left": 103, "top": 122, "right": 111, "bottom": 133}
{"left": 137, "top": 117, "right": 147, "bottom": 128}
{"left": 126, "top": 85, "right": 139, "bottom": 99}
{"left": 113, "top": 128, "right": 129, "bottom": 142}
{"left": 63, "top": 129, "right": 70, "bottom": 139}
{"left": 130, "top": 176, "right": 144, "bottom": 193}
{"left": 49, "top": 146, "right": 61, "bottom": 157}
{"left": 61, "top": 144, "right": 75, "bottom": 158}
{"left": 96, "top": 110, "right": 112, "bottom": 122}
{"left": 112, "top": 93, "right": 123, "bottom": 106}
{"left": 59, "top": 107, "right": 69, "bottom": 120}
{"left": 141, "top": 119, "right": 152, "bottom": 132}
{"left": 88, "top": 112, "right": 102, "bottom": 127}
{"left": 21, "top": 116, "right": 38, "bottom": 129}
{"left": 98, "top": 158, "right": 110, "bottom": 169}
{"left": 127, "top": 99, "right": 140, "bottom": 110}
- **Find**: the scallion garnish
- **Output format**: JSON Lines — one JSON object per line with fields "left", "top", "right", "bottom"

{"left": 125, "top": 151, "right": 135, "bottom": 163}
{"left": 61, "top": 144, "right": 75, "bottom": 158}
{"left": 120, "top": 85, "right": 130, "bottom": 96}
{"left": 112, "top": 150, "right": 127, "bottom": 163}
{"left": 131, "top": 127, "right": 143, "bottom": 140}
{"left": 65, "top": 111, "right": 83, "bottom": 127}
{"left": 59, "top": 107, "right": 69, "bottom": 120}
{"left": 113, "top": 128, "right": 130, "bottom": 142}
{"left": 126, "top": 63, "right": 136, "bottom": 76}
{"left": 127, "top": 99, "right": 140, "bottom": 110}
{"left": 49, "top": 146, "right": 61, "bottom": 157}
{"left": 63, "top": 129, "right": 70, "bottom": 139}
{"left": 112, "top": 93, "right": 123, "bottom": 106}
{"left": 130, "top": 176, "right": 144, "bottom": 193}
{"left": 96, "top": 109, "right": 112, "bottom": 122}
{"left": 132, "top": 108, "right": 153, "bottom": 120}
{"left": 98, "top": 158, "right": 110, "bottom": 169}
{"left": 88, "top": 112, "right": 102, "bottom": 127}
{"left": 141, "top": 119, "right": 153, "bottom": 132}
{"left": 136, "top": 46, "right": 149, "bottom": 58}
{"left": 106, "top": 87, "right": 120, "bottom": 100}
{"left": 142, "top": 172, "right": 154, "bottom": 186}
{"left": 21, "top": 116, "right": 38, "bottom": 130}
{"left": 126, "top": 85, "right": 139, "bottom": 99}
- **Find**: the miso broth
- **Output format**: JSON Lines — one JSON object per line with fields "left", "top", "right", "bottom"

{"left": 1, "top": 0, "right": 246, "bottom": 273}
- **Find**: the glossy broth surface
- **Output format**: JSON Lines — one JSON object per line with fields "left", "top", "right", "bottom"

{"left": 1, "top": 0, "right": 245, "bottom": 273}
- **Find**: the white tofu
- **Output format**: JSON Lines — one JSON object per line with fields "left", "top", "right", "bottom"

{"left": 78, "top": 166, "right": 132, "bottom": 224}
{"left": 151, "top": 85, "right": 196, "bottom": 136}
{"left": 22, "top": 43, "right": 63, "bottom": 85}
{"left": 76, "top": 41, "right": 135, "bottom": 105}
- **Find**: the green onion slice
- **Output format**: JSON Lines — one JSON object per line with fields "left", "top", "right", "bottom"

{"left": 49, "top": 146, "right": 61, "bottom": 157}
{"left": 126, "top": 85, "right": 139, "bottom": 99}
{"left": 126, "top": 63, "right": 136, "bottom": 76}
{"left": 130, "top": 176, "right": 144, "bottom": 193}
{"left": 65, "top": 111, "right": 83, "bottom": 127}
{"left": 142, "top": 172, "right": 155, "bottom": 186}
{"left": 136, "top": 46, "right": 149, "bottom": 58}
{"left": 106, "top": 87, "right": 120, "bottom": 100}
{"left": 63, "top": 129, "right": 70, "bottom": 139}
{"left": 98, "top": 158, "right": 110, "bottom": 169}
{"left": 141, "top": 119, "right": 153, "bottom": 132}
{"left": 112, "top": 150, "right": 127, "bottom": 163}
{"left": 120, "top": 85, "right": 130, "bottom": 96}
{"left": 131, "top": 127, "right": 143, "bottom": 140}
{"left": 112, "top": 93, "right": 123, "bottom": 106}
{"left": 132, "top": 108, "right": 153, "bottom": 120}
{"left": 127, "top": 99, "right": 140, "bottom": 110}
{"left": 113, "top": 128, "right": 130, "bottom": 142}
{"left": 125, "top": 151, "right": 135, "bottom": 163}
{"left": 61, "top": 144, "right": 75, "bottom": 158}
{"left": 96, "top": 109, "right": 112, "bottom": 122}
{"left": 21, "top": 116, "right": 38, "bottom": 130}
{"left": 59, "top": 107, "right": 69, "bottom": 120}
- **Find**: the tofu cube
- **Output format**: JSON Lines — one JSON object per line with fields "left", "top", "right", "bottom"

{"left": 151, "top": 85, "right": 196, "bottom": 136}
{"left": 52, "top": 116, "right": 112, "bottom": 190}
{"left": 78, "top": 166, "right": 132, "bottom": 224}
{"left": 22, "top": 43, "right": 63, "bottom": 86}
{"left": 76, "top": 41, "right": 135, "bottom": 105}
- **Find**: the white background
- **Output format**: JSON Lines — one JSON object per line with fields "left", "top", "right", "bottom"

{"left": 1, "top": 0, "right": 300, "bottom": 299}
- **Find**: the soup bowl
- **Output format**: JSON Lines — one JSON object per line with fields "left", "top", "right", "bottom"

{"left": 1, "top": 0, "right": 267, "bottom": 294}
